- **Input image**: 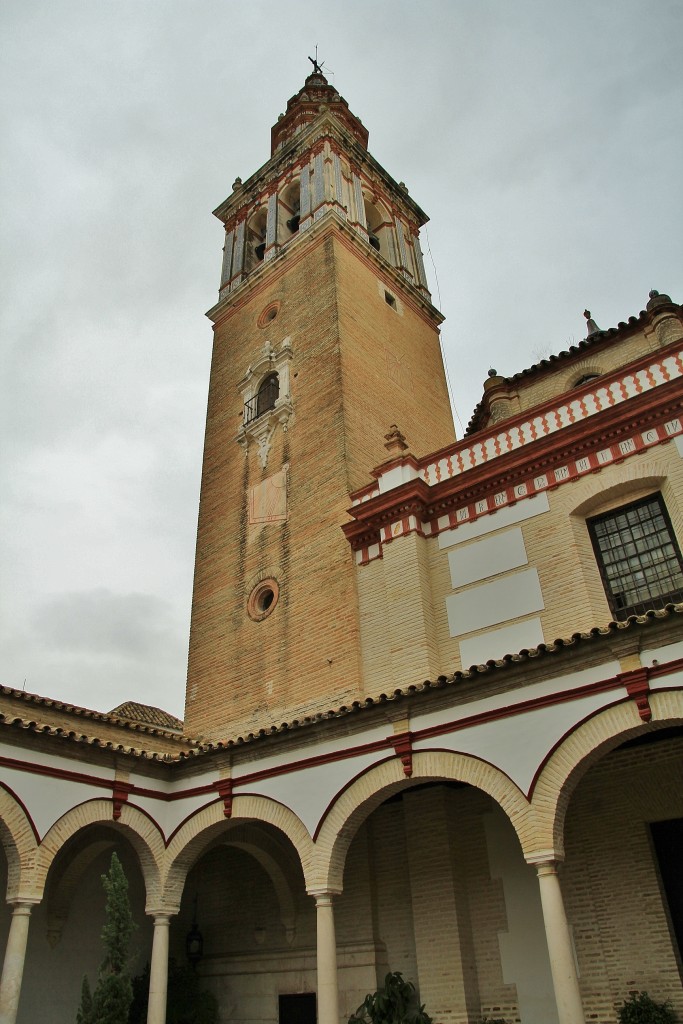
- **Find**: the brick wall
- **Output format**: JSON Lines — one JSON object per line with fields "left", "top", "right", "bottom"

{"left": 185, "top": 224, "right": 455, "bottom": 740}
{"left": 563, "top": 733, "right": 683, "bottom": 1022}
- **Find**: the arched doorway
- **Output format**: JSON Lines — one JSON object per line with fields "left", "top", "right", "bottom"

{"left": 559, "top": 725, "right": 683, "bottom": 1020}
{"left": 17, "top": 826, "right": 151, "bottom": 1024}
{"left": 334, "top": 780, "right": 557, "bottom": 1024}
{"left": 168, "top": 817, "right": 315, "bottom": 1024}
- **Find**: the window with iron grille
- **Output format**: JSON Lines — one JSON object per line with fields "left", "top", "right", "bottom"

{"left": 588, "top": 493, "right": 683, "bottom": 619}
{"left": 244, "top": 373, "right": 279, "bottom": 424}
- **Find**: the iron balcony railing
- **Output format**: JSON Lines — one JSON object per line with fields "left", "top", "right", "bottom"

{"left": 244, "top": 378, "right": 279, "bottom": 425}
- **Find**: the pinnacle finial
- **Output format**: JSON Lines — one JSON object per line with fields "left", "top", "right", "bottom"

{"left": 384, "top": 424, "right": 409, "bottom": 455}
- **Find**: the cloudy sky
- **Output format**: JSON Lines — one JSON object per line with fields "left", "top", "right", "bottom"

{"left": 1, "top": 1, "right": 681, "bottom": 722}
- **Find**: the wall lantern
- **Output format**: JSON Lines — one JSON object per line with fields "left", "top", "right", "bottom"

{"left": 185, "top": 894, "right": 204, "bottom": 967}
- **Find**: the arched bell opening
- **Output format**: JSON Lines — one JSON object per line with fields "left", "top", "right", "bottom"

{"left": 278, "top": 179, "right": 301, "bottom": 244}
{"left": 18, "top": 825, "right": 151, "bottom": 1024}
{"left": 245, "top": 207, "right": 268, "bottom": 272}
{"left": 363, "top": 198, "right": 394, "bottom": 265}
{"left": 335, "top": 778, "right": 555, "bottom": 1024}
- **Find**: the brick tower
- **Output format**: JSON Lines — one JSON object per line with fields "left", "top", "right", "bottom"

{"left": 184, "top": 70, "right": 456, "bottom": 739}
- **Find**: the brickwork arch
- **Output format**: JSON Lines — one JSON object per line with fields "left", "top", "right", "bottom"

{"left": 529, "top": 689, "right": 683, "bottom": 858}
{"left": 562, "top": 363, "right": 604, "bottom": 392}
{"left": 32, "top": 800, "right": 165, "bottom": 909}
{"left": 311, "top": 750, "right": 532, "bottom": 892}
{"left": 0, "top": 785, "right": 39, "bottom": 901}
{"left": 162, "top": 794, "right": 315, "bottom": 908}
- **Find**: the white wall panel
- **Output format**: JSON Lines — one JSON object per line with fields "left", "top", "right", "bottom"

{"left": 449, "top": 527, "right": 528, "bottom": 588}
{"left": 413, "top": 689, "right": 617, "bottom": 794}
{"left": 413, "top": 661, "right": 621, "bottom": 734}
{"left": 642, "top": 639, "right": 683, "bottom": 666}
{"left": 459, "top": 617, "right": 545, "bottom": 667}
{"left": 131, "top": 792, "right": 215, "bottom": 840}
{"left": 249, "top": 750, "right": 386, "bottom": 836}
{"left": 649, "top": 668, "right": 683, "bottom": 691}
{"left": 232, "top": 723, "right": 389, "bottom": 779}
{"left": 1, "top": 770, "right": 104, "bottom": 840}
{"left": 439, "top": 492, "right": 549, "bottom": 549}
{"left": 446, "top": 568, "right": 544, "bottom": 637}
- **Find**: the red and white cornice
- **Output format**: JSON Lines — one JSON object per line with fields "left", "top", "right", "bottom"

{"left": 345, "top": 345, "right": 683, "bottom": 564}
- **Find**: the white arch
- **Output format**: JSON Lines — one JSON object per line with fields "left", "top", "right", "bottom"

{"left": 33, "top": 799, "right": 165, "bottom": 909}
{"left": 162, "top": 794, "right": 315, "bottom": 907}
{"left": 312, "top": 750, "right": 533, "bottom": 892}
{"left": 530, "top": 690, "right": 683, "bottom": 857}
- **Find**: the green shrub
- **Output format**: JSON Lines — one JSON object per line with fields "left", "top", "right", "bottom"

{"left": 617, "top": 992, "right": 678, "bottom": 1024}
{"left": 76, "top": 852, "right": 136, "bottom": 1024}
{"left": 348, "top": 972, "right": 432, "bottom": 1024}
{"left": 128, "top": 959, "right": 218, "bottom": 1024}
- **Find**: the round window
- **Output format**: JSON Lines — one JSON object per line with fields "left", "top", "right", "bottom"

{"left": 247, "top": 578, "right": 280, "bottom": 621}
{"left": 257, "top": 301, "right": 281, "bottom": 328}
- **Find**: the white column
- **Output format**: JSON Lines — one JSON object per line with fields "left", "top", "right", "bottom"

{"left": 146, "top": 914, "right": 171, "bottom": 1024}
{"left": 314, "top": 892, "right": 340, "bottom": 1024}
{"left": 265, "top": 191, "right": 278, "bottom": 260}
{"left": 535, "top": 861, "right": 585, "bottom": 1024}
{"left": 0, "top": 901, "right": 35, "bottom": 1024}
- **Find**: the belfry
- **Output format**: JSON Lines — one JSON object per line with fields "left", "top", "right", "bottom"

{"left": 0, "top": 67, "right": 682, "bottom": 1024}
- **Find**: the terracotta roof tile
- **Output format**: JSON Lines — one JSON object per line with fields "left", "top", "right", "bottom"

{"left": 108, "top": 701, "right": 183, "bottom": 731}
{"left": 1, "top": 604, "right": 680, "bottom": 761}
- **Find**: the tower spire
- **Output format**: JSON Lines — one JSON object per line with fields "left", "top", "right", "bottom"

{"left": 270, "top": 70, "right": 368, "bottom": 154}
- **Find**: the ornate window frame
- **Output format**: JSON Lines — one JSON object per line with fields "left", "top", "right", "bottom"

{"left": 236, "top": 337, "right": 293, "bottom": 468}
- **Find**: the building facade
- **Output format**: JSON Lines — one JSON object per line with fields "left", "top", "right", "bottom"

{"left": 1, "top": 71, "right": 682, "bottom": 1024}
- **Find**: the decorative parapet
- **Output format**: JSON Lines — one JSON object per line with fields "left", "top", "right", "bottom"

{"left": 344, "top": 344, "right": 683, "bottom": 565}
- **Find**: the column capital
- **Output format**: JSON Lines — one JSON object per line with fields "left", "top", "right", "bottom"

{"left": 525, "top": 850, "right": 565, "bottom": 869}
{"left": 145, "top": 906, "right": 178, "bottom": 921}
{"left": 7, "top": 900, "right": 39, "bottom": 915}
{"left": 308, "top": 889, "right": 342, "bottom": 905}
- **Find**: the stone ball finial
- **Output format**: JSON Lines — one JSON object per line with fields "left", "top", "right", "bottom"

{"left": 487, "top": 368, "right": 498, "bottom": 378}
{"left": 232, "top": 177, "right": 243, "bottom": 191}
{"left": 646, "top": 288, "right": 672, "bottom": 312}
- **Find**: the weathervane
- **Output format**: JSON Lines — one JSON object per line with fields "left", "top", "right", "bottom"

{"left": 308, "top": 45, "right": 324, "bottom": 75}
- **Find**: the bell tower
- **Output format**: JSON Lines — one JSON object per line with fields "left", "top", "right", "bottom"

{"left": 184, "top": 70, "right": 456, "bottom": 739}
